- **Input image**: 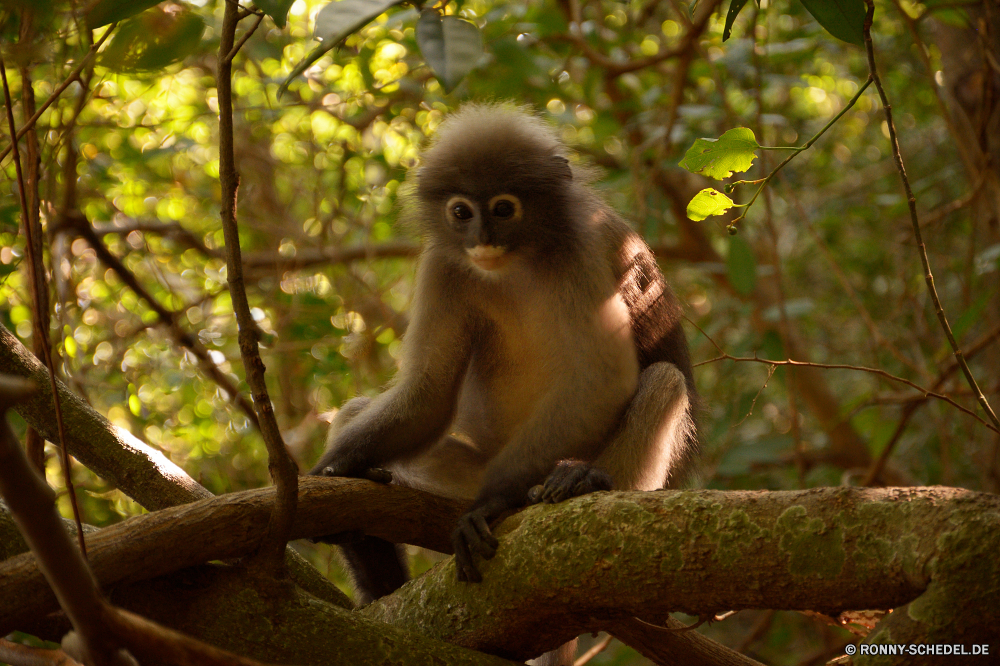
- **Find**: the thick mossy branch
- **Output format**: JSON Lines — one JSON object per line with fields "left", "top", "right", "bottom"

{"left": 363, "top": 487, "right": 998, "bottom": 662}
{"left": 0, "top": 477, "right": 462, "bottom": 632}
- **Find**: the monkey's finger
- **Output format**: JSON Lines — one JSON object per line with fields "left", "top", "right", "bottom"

{"left": 467, "top": 515, "right": 499, "bottom": 559}
{"left": 451, "top": 533, "right": 483, "bottom": 583}
{"left": 527, "top": 485, "right": 545, "bottom": 504}
{"left": 362, "top": 467, "right": 393, "bottom": 484}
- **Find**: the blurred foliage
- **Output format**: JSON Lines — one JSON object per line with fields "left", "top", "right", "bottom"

{"left": 1, "top": 0, "right": 998, "bottom": 662}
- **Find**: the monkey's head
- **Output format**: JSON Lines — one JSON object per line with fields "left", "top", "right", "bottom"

{"left": 414, "top": 104, "right": 588, "bottom": 273}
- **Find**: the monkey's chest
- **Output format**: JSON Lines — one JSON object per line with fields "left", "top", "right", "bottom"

{"left": 453, "top": 298, "right": 637, "bottom": 456}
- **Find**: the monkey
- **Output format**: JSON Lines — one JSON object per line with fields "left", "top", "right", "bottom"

{"left": 308, "top": 104, "right": 697, "bottom": 634}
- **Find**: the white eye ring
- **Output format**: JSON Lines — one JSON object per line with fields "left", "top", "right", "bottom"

{"left": 446, "top": 196, "right": 477, "bottom": 222}
{"left": 488, "top": 195, "right": 522, "bottom": 220}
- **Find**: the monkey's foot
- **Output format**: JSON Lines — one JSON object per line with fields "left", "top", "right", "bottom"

{"left": 452, "top": 505, "right": 501, "bottom": 583}
{"left": 529, "top": 461, "right": 612, "bottom": 504}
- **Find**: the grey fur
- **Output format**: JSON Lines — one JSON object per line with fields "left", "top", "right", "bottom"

{"left": 309, "top": 103, "right": 697, "bottom": 661}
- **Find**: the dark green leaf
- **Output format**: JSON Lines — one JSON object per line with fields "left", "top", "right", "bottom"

{"left": 723, "top": 0, "right": 750, "bottom": 41}
{"left": 687, "top": 188, "right": 737, "bottom": 221}
{"left": 799, "top": 0, "right": 865, "bottom": 45}
{"left": 727, "top": 235, "right": 757, "bottom": 295}
{"left": 416, "top": 9, "right": 483, "bottom": 93}
{"left": 85, "top": 0, "right": 163, "bottom": 29}
{"left": 99, "top": 6, "right": 204, "bottom": 72}
{"left": 279, "top": 0, "right": 404, "bottom": 96}
{"left": 680, "top": 128, "right": 760, "bottom": 179}
{"left": 254, "top": 0, "right": 295, "bottom": 28}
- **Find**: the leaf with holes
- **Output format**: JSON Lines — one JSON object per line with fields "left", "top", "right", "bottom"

{"left": 799, "top": 0, "right": 865, "bottom": 45}
{"left": 680, "top": 128, "right": 760, "bottom": 180}
{"left": 686, "top": 188, "right": 737, "bottom": 221}
{"left": 279, "top": 0, "right": 405, "bottom": 95}
{"left": 416, "top": 10, "right": 483, "bottom": 93}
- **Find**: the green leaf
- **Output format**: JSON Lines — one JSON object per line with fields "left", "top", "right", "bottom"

{"left": 99, "top": 6, "right": 204, "bottom": 72}
{"left": 727, "top": 235, "right": 757, "bottom": 295}
{"left": 85, "top": 0, "right": 164, "bottom": 29}
{"left": 723, "top": 0, "right": 750, "bottom": 41}
{"left": 279, "top": 0, "right": 404, "bottom": 96}
{"left": 416, "top": 9, "right": 483, "bottom": 93}
{"left": 799, "top": 0, "right": 865, "bottom": 46}
{"left": 254, "top": 0, "right": 295, "bottom": 28}
{"left": 680, "top": 128, "right": 760, "bottom": 180}
{"left": 687, "top": 188, "right": 737, "bottom": 221}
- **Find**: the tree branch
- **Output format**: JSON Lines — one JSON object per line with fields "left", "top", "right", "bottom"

{"left": 217, "top": 0, "right": 298, "bottom": 575}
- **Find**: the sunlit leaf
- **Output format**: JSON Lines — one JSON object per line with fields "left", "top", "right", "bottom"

{"left": 687, "top": 188, "right": 737, "bottom": 221}
{"left": 86, "top": 0, "right": 163, "bottom": 29}
{"left": 799, "top": 0, "right": 865, "bottom": 45}
{"left": 99, "top": 6, "right": 204, "bottom": 72}
{"left": 416, "top": 9, "right": 483, "bottom": 93}
{"left": 723, "top": 0, "right": 750, "bottom": 41}
{"left": 254, "top": 0, "right": 295, "bottom": 28}
{"left": 680, "top": 128, "right": 760, "bottom": 180}
{"left": 279, "top": 0, "right": 405, "bottom": 96}
{"left": 727, "top": 235, "right": 757, "bottom": 295}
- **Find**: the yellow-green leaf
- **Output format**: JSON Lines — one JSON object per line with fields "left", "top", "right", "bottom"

{"left": 680, "top": 128, "right": 760, "bottom": 180}
{"left": 687, "top": 188, "right": 737, "bottom": 221}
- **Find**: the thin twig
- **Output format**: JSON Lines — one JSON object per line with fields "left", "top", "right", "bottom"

{"left": 58, "top": 211, "right": 260, "bottom": 429}
{"left": 0, "top": 24, "right": 116, "bottom": 165}
{"left": 224, "top": 12, "right": 265, "bottom": 64}
{"left": 573, "top": 635, "right": 613, "bottom": 666}
{"left": 0, "top": 54, "right": 87, "bottom": 555}
{"left": 862, "top": 0, "right": 999, "bottom": 431}
{"left": 217, "top": 0, "right": 298, "bottom": 575}
{"left": 730, "top": 77, "right": 873, "bottom": 228}
{"left": 697, "top": 353, "right": 997, "bottom": 434}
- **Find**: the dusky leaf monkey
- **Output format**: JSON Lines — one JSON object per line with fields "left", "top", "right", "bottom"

{"left": 309, "top": 104, "right": 697, "bottom": 625}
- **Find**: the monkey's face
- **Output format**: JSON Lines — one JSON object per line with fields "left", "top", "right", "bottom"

{"left": 418, "top": 147, "right": 576, "bottom": 275}
{"left": 442, "top": 193, "right": 524, "bottom": 272}
{"left": 414, "top": 105, "right": 580, "bottom": 275}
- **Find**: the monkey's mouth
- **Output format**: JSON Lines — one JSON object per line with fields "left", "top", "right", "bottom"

{"left": 466, "top": 245, "right": 510, "bottom": 271}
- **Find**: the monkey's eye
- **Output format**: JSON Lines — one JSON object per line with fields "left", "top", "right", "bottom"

{"left": 493, "top": 200, "right": 515, "bottom": 218}
{"left": 489, "top": 195, "right": 521, "bottom": 220}
{"left": 445, "top": 196, "right": 476, "bottom": 224}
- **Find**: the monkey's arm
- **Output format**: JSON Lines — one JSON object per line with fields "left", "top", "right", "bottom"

{"left": 452, "top": 357, "right": 636, "bottom": 582}
{"left": 530, "top": 362, "right": 693, "bottom": 504}
{"left": 309, "top": 258, "right": 473, "bottom": 478}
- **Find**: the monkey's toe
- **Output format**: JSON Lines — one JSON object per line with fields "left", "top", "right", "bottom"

{"left": 540, "top": 461, "right": 612, "bottom": 503}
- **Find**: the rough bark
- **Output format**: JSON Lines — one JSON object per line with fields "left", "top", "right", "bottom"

{"left": 3, "top": 483, "right": 997, "bottom": 665}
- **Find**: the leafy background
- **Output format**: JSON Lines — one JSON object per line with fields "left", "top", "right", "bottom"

{"left": 1, "top": 0, "right": 997, "bottom": 662}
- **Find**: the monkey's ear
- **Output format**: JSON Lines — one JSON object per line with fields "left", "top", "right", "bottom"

{"left": 552, "top": 155, "right": 572, "bottom": 180}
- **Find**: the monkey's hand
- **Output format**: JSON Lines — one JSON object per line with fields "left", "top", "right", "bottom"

{"left": 451, "top": 501, "right": 503, "bottom": 583}
{"left": 309, "top": 463, "right": 392, "bottom": 545}
{"left": 315, "top": 463, "right": 393, "bottom": 484}
{"left": 527, "top": 460, "right": 612, "bottom": 505}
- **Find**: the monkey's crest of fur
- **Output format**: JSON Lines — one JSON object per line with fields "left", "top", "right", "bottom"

{"left": 404, "top": 103, "right": 598, "bottom": 235}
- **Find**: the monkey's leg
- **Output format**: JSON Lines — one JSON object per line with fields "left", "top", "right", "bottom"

{"left": 338, "top": 535, "right": 409, "bottom": 606}
{"left": 310, "top": 397, "right": 409, "bottom": 605}
{"left": 530, "top": 362, "right": 692, "bottom": 502}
